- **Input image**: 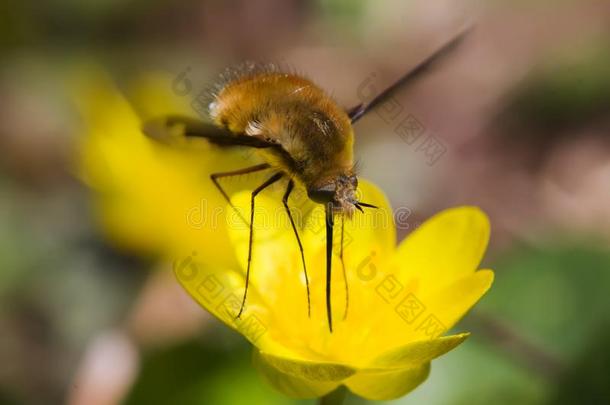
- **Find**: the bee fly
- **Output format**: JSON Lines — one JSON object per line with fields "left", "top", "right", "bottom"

{"left": 145, "top": 29, "right": 469, "bottom": 332}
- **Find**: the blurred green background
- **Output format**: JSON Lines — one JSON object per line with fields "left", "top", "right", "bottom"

{"left": 1, "top": 0, "right": 610, "bottom": 404}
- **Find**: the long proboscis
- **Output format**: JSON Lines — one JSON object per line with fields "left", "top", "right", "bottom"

{"left": 349, "top": 26, "right": 473, "bottom": 123}
{"left": 324, "top": 201, "right": 376, "bottom": 331}
{"left": 325, "top": 203, "right": 334, "bottom": 333}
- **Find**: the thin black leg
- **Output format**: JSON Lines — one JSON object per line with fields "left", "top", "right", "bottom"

{"left": 210, "top": 163, "right": 270, "bottom": 226}
{"left": 236, "top": 172, "right": 284, "bottom": 319}
{"left": 282, "top": 180, "right": 311, "bottom": 317}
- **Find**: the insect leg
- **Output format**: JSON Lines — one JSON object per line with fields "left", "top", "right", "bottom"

{"left": 236, "top": 171, "right": 284, "bottom": 319}
{"left": 282, "top": 179, "right": 311, "bottom": 318}
{"left": 340, "top": 215, "right": 349, "bottom": 321}
{"left": 210, "top": 163, "right": 270, "bottom": 226}
{"left": 325, "top": 203, "right": 334, "bottom": 333}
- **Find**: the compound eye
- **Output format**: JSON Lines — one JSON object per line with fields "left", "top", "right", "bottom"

{"left": 308, "top": 184, "right": 336, "bottom": 204}
{"left": 350, "top": 175, "right": 358, "bottom": 188}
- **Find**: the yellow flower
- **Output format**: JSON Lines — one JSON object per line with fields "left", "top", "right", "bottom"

{"left": 178, "top": 185, "right": 493, "bottom": 400}
{"left": 77, "top": 72, "right": 494, "bottom": 401}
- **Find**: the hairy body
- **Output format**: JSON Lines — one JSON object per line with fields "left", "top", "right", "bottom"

{"left": 209, "top": 71, "right": 357, "bottom": 214}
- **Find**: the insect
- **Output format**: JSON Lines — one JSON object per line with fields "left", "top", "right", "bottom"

{"left": 145, "top": 29, "right": 469, "bottom": 332}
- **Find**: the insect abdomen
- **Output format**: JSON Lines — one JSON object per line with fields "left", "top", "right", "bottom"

{"left": 209, "top": 70, "right": 355, "bottom": 184}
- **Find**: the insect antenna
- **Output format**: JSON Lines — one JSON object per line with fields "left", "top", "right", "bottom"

{"left": 349, "top": 26, "right": 472, "bottom": 123}
{"left": 325, "top": 202, "right": 334, "bottom": 332}
{"left": 355, "top": 201, "right": 379, "bottom": 209}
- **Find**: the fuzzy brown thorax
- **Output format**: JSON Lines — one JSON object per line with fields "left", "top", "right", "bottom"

{"left": 209, "top": 68, "right": 358, "bottom": 214}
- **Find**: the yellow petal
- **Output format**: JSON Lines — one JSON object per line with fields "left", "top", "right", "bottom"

{"left": 417, "top": 269, "right": 494, "bottom": 336}
{"left": 370, "top": 333, "right": 469, "bottom": 368}
{"left": 349, "top": 270, "right": 492, "bottom": 355}
{"left": 345, "top": 363, "right": 430, "bottom": 400}
{"left": 127, "top": 72, "right": 194, "bottom": 119}
{"left": 75, "top": 70, "right": 241, "bottom": 267}
{"left": 252, "top": 350, "right": 349, "bottom": 398}
{"left": 337, "top": 179, "right": 396, "bottom": 279}
{"left": 393, "top": 206, "right": 490, "bottom": 293}
{"left": 256, "top": 351, "right": 355, "bottom": 381}
{"left": 172, "top": 255, "right": 284, "bottom": 352}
